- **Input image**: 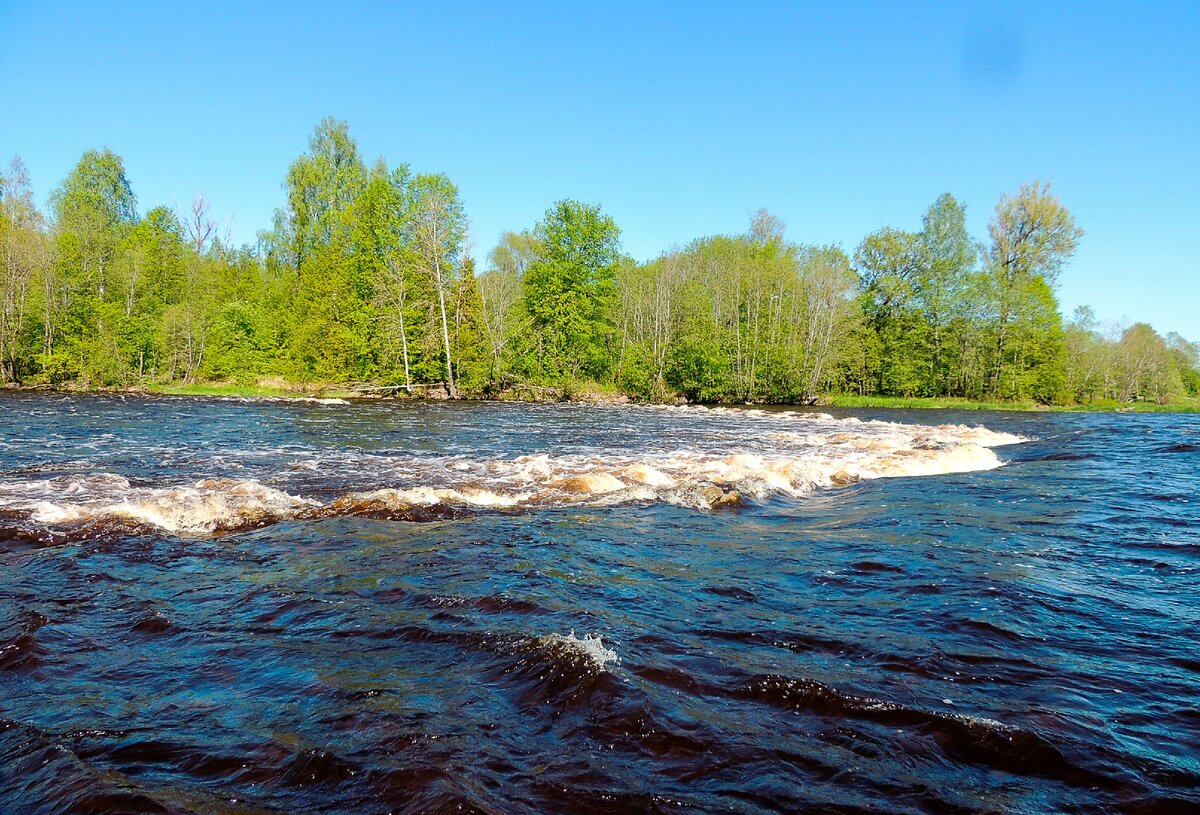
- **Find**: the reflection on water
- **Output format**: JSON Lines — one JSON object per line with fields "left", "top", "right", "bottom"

{"left": 0, "top": 394, "right": 1198, "bottom": 814}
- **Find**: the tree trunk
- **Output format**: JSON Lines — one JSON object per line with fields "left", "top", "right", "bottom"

{"left": 399, "top": 305, "right": 412, "bottom": 393}
{"left": 433, "top": 252, "right": 456, "bottom": 398}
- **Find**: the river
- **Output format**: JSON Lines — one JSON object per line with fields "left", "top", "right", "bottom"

{"left": 1, "top": 394, "right": 1197, "bottom": 814}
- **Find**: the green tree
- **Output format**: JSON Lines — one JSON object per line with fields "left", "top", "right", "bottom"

{"left": 47, "top": 148, "right": 140, "bottom": 383}
{"left": 273, "top": 119, "right": 371, "bottom": 380}
{"left": 451, "top": 257, "right": 490, "bottom": 392}
{"left": 357, "top": 162, "right": 416, "bottom": 388}
{"left": 524, "top": 200, "right": 622, "bottom": 381}
{"left": 985, "top": 181, "right": 1082, "bottom": 397}
{"left": 1165, "top": 332, "right": 1200, "bottom": 397}
{"left": 797, "top": 246, "right": 858, "bottom": 402}
{"left": 488, "top": 230, "right": 541, "bottom": 279}
{"left": 117, "top": 206, "right": 185, "bottom": 378}
{"left": 409, "top": 173, "right": 466, "bottom": 395}
{"left": 283, "top": 117, "right": 368, "bottom": 265}
{"left": 1063, "top": 305, "right": 1106, "bottom": 403}
{"left": 916, "top": 193, "right": 975, "bottom": 393}
{"left": 0, "top": 157, "right": 46, "bottom": 381}
{"left": 477, "top": 246, "right": 529, "bottom": 389}
{"left": 853, "top": 226, "right": 925, "bottom": 394}
{"left": 1115, "top": 323, "right": 1183, "bottom": 403}
{"left": 615, "top": 254, "right": 690, "bottom": 399}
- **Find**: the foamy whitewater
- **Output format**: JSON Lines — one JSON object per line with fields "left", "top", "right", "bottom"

{"left": 0, "top": 404, "right": 1023, "bottom": 536}
{"left": 532, "top": 631, "right": 621, "bottom": 672}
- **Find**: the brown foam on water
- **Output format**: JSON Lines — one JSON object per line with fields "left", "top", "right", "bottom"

{"left": 0, "top": 408, "right": 1025, "bottom": 536}
{"left": 26, "top": 478, "right": 316, "bottom": 534}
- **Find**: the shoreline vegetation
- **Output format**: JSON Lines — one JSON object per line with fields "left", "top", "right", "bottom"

{"left": 4, "top": 380, "right": 1198, "bottom": 414}
{"left": 3, "top": 118, "right": 1198, "bottom": 410}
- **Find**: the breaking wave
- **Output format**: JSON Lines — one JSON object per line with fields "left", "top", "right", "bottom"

{"left": 528, "top": 631, "right": 620, "bottom": 672}
{"left": 0, "top": 407, "right": 1024, "bottom": 538}
{"left": 0, "top": 475, "right": 315, "bottom": 535}
{"left": 210, "top": 395, "right": 351, "bottom": 405}
{"left": 495, "top": 631, "right": 621, "bottom": 708}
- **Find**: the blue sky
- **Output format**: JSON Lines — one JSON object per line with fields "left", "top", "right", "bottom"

{"left": 2, "top": 1, "right": 1196, "bottom": 338}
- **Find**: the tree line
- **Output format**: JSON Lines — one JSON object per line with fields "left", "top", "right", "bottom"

{"left": 2, "top": 118, "right": 1196, "bottom": 404}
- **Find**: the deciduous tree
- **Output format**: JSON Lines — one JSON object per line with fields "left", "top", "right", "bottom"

{"left": 524, "top": 200, "right": 622, "bottom": 381}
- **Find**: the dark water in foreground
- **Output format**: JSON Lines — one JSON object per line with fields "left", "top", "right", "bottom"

{"left": 1, "top": 394, "right": 1198, "bottom": 814}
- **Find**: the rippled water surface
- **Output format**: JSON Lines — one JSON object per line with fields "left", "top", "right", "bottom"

{"left": 1, "top": 394, "right": 1198, "bottom": 814}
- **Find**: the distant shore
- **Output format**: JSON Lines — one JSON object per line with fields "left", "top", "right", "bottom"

{"left": 4, "top": 381, "right": 1198, "bottom": 414}
{"left": 822, "top": 394, "right": 1200, "bottom": 414}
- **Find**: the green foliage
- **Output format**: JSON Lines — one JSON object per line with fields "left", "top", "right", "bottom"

{"left": 49, "top": 148, "right": 137, "bottom": 228}
{"left": 451, "top": 259, "right": 490, "bottom": 392}
{"left": 1167, "top": 333, "right": 1200, "bottom": 397}
{"left": 1, "top": 157, "right": 45, "bottom": 380}
{"left": 202, "top": 301, "right": 273, "bottom": 383}
{"left": 2, "top": 130, "right": 1193, "bottom": 411}
{"left": 405, "top": 173, "right": 468, "bottom": 393}
{"left": 284, "top": 118, "right": 368, "bottom": 264}
{"left": 524, "top": 200, "right": 621, "bottom": 381}
{"left": 849, "top": 194, "right": 980, "bottom": 397}
{"left": 612, "top": 226, "right": 859, "bottom": 405}
{"left": 273, "top": 120, "right": 376, "bottom": 381}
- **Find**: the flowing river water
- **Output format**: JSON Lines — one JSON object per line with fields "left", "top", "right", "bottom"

{"left": 0, "top": 394, "right": 1197, "bottom": 814}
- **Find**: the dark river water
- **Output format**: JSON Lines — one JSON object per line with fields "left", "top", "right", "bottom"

{"left": 1, "top": 394, "right": 1197, "bottom": 815}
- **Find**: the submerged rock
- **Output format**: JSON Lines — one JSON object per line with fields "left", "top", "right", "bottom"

{"left": 829, "top": 470, "right": 860, "bottom": 487}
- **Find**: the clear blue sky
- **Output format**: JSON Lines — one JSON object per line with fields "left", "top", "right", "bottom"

{"left": 2, "top": 1, "right": 1196, "bottom": 338}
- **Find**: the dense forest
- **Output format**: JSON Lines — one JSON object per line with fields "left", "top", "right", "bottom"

{"left": 1, "top": 118, "right": 1196, "bottom": 405}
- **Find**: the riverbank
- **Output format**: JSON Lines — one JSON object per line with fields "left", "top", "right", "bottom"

{"left": 148, "top": 381, "right": 359, "bottom": 400}
{"left": 146, "top": 380, "right": 635, "bottom": 404}
{"left": 5, "top": 381, "right": 1198, "bottom": 413}
{"left": 2, "top": 379, "right": 635, "bottom": 405}
{"left": 824, "top": 394, "right": 1200, "bottom": 413}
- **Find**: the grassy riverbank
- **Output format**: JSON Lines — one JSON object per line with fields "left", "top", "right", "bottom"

{"left": 146, "top": 380, "right": 630, "bottom": 403}
{"left": 140, "top": 384, "right": 1200, "bottom": 412}
{"left": 7, "top": 380, "right": 1199, "bottom": 413}
{"left": 146, "top": 382, "right": 358, "bottom": 399}
{"left": 823, "top": 394, "right": 1200, "bottom": 413}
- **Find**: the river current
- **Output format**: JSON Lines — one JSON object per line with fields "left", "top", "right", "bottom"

{"left": 0, "top": 394, "right": 1197, "bottom": 814}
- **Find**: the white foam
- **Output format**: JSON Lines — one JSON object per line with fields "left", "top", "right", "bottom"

{"left": 619, "top": 463, "right": 674, "bottom": 487}
{"left": 16, "top": 477, "right": 314, "bottom": 534}
{"left": 1, "top": 410, "right": 1028, "bottom": 532}
{"left": 535, "top": 631, "right": 620, "bottom": 671}
{"left": 214, "top": 395, "right": 349, "bottom": 405}
{"left": 344, "top": 485, "right": 527, "bottom": 509}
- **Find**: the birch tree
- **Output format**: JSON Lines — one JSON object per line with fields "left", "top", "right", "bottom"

{"left": 478, "top": 265, "right": 525, "bottom": 384}
{"left": 916, "top": 193, "right": 975, "bottom": 392}
{"left": 798, "top": 246, "right": 856, "bottom": 402}
{"left": 409, "top": 174, "right": 466, "bottom": 396}
{"left": 986, "top": 181, "right": 1082, "bottom": 395}
{"left": 0, "top": 158, "right": 44, "bottom": 381}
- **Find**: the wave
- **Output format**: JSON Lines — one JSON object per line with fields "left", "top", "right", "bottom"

{"left": 232, "top": 395, "right": 350, "bottom": 405}
{"left": 0, "top": 411, "right": 1025, "bottom": 538}
{"left": 1158, "top": 442, "right": 1199, "bottom": 454}
{"left": 331, "top": 621, "right": 621, "bottom": 709}
{"left": 527, "top": 631, "right": 620, "bottom": 672}
{"left": 0, "top": 611, "right": 46, "bottom": 672}
{"left": 734, "top": 673, "right": 1109, "bottom": 785}
{"left": 0, "top": 719, "right": 180, "bottom": 815}
{"left": 492, "top": 631, "right": 620, "bottom": 709}
{"left": 0, "top": 474, "right": 315, "bottom": 535}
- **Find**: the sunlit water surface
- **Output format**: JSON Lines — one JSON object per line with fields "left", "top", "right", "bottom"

{"left": 1, "top": 394, "right": 1197, "bottom": 814}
